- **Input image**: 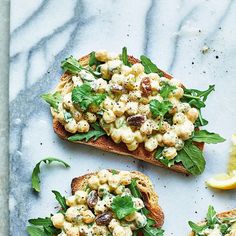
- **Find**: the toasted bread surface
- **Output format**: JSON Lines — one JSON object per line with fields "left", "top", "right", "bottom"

{"left": 71, "top": 170, "right": 164, "bottom": 228}
{"left": 189, "top": 209, "right": 236, "bottom": 236}
{"left": 53, "top": 54, "right": 204, "bottom": 175}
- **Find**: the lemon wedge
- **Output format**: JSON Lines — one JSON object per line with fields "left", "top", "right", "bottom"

{"left": 228, "top": 134, "right": 236, "bottom": 173}
{"left": 206, "top": 171, "right": 236, "bottom": 190}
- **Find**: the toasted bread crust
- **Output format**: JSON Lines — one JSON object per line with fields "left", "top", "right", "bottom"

{"left": 53, "top": 54, "right": 204, "bottom": 175}
{"left": 71, "top": 170, "right": 164, "bottom": 228}
{"left": 189, "top": 209, "right": 236, "bottom": 236}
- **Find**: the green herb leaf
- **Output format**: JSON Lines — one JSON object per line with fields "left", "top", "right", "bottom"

{"left": 142, "top": 218, "right": 164, "bottom": 236}
{"left": 72, "top": 83, "right": 106, "bottom": 111}
{"left": 176, "top": 141, "right": 205, "bottom": 175}
{"left": 150, "top": 99, "right": 173, "bottom": 119}
{"left": 111, "top": 169, "right": 119, "bottom": 175}
{"left": 52, "top": 190, "right": 68, "bottom": 213}
{"left": 32, "top": 158, "right": 70, "bottom": 192}
{"left": 64, "top": 111, "right": 73, "bottom": 122}
{"left": 68, "top": 124, "right": 106, "bottom": 142}
{"left": 188, "top": 221, "right": 207, "bottom": 233}
{"left": 140, "top": 55, "right": 164, "bottom": 77}
{"left": 111, "top": 195, "right": 136, "bottom": 219}
{"left": 192, "top": 130, "right": 225, "bottom": 144}
{"left": 206, "top": 205, "right": 218, "bottom": 227}
{"left": 26, "top": 226, "right": 48, "bottom": 236}
{"left": 160, "top": 83, "right": 176, "bottom": 99}
{"left": 28, "top": 217, "right": 52, "bottom": 226}
{"left": 89, "top": 51, "right": 100, "bottom": 67}
{"left": 128, "top": 179, "right": 142, "bottom": 198}
{"left": 61, "top": 56, "right": 82, "bottom": 74}
{"left": 41, "top": 92, "right": 62, "bottom": 112}
{"left": 121, "top": 47, "right": 131, "bottom": 67}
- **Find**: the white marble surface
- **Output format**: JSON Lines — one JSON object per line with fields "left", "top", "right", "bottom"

{"left": 10, "top": 0, "right": 236, "bottom": 235}
{"left": 0, "top": 0, "right": 9, "bottom": 235}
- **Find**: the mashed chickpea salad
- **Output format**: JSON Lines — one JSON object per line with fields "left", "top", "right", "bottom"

{"left": 42, "top": 47, "right": 225, "bottom": 175}
{"left": 28, "top": 170, "right": 164, "bottom": 236}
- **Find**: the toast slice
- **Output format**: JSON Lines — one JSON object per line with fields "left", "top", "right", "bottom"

{"left": 53, "top": 54, "right": 204, "bottom": 175}
{"left": 189, "top": 209, "right": 236, "bottom": 236}
{"left": 71, "top": 169, "right": 164, "bottom": 228}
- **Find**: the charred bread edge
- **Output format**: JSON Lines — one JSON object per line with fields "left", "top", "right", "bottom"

{"left": 53, "top": 54, "right": 204, "bottom": 175}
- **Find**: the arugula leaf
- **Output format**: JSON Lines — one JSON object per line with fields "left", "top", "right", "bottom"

{"left": 111, "top": 195, "right": 136, "bottom": 219}
{"left": 28, "top": 217, "right": 52, "bottom": 226}
{"left": 188, "top": 221, "right": 207, "bottom": 233}
{"left": 192, "top": 130, "right": 225, "bottom": 144}
{"left": 61, "top": 56, "right": 82, "bottom": 74}
{"left": 32, "top": 158, "right": 70, "bottom": 192}
{"left": 206, "top": 205, "right": 218, "bottom": 227}
{"left": 89, "top": 51, "right": 100, "bottom": 67}
{"left": 140, "top": 55, "right": 164, "bottom": 77}
{"left": 182, "top": 85, "right": 215, "bottom": 127}
{"left": 160, "top": 83, "right": 176, "bottom": 99}
{"left": 62, "top": 56, "right": 101, "bottom": 78}
{"left": 68, "top": 123, "right": 106, "bottom": 142}
{"left": 121, "top": 47, "right": 131, "bottom": 67}
{"left": 220, "top": 223, "right": 230, "bottom": 234}
{"left": 175, "top": 141, "right": 205, "bottom": 175}
{"left": 150, "top": 99, "right": 173, "bottom": 119}
{"left": 128, "top": 179, "right": 142, "bottom": 198}
{"left": 52, "top": 190, "right": 68, "bottom": 213}
{"left": 72, "top": 83, "right": 106, "bottom": 111}
{"left": 142, "top": 218, "right": 164, "bottom": 236}
{"left": 26, "top": 226, "right": 48, "bottom": 236}
{"left": 41, "top": 92, "right": 62, "bottom": 112}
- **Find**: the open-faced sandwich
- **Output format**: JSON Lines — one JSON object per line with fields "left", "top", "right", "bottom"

{"left": 189, "top": 206, "right": 236, "bottom": 236}
{"left": 42, "top": 47, "right": 225, "bottom": 175}
{"left": 27, "top": 169, "right": 164, "bottom": 236}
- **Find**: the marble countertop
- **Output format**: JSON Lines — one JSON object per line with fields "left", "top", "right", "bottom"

{"left": 9, "top": 0, "right": 236, "bottom": 235}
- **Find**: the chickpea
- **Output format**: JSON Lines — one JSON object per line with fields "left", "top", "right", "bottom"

{"left": 94, "top": 201, "right": 107, "bottom": 214}
{"left": 140, "top": 120, "right": 153, "bottom": 135}
{"left": 111, "top": 128, "right": 122, "bottom": 143}
{"left": 84, "top": 112, "right": 97, "bottom": 123}
{"left": 100, "top": 63, "right": 111, "bottom": 80}
{"left": 124, "top": 74, "right": 136, "bottom": 91}
{"left": 148, "top": 73, "right": 160, "bottom": 81}
{"left": 75, "top": 190, "right": 87, "bottom": 204}
{"left": 121, "top": 128, "right": 135, "bottom": 144}
{"left": 126, "top": 140, "right": 139, "bottom": 151}
{"left": 65, "top": 207, "right": 81, "bottom": 222}
{"left": 173, "top": 112, "right": 186, "bottom": 124}
{"left": 135, "top": 212, "right": 147, "bottom": 228}
{"left": 70, "top": 108, "right": 82, "bottom": 122}
{"left": 177, "top": 102, "right": 191, "bottom": 113}
{"left": 119, "top": 94, "right": 129, "bottom": 103}
{"left": 138, "top": 104, "right": 151, "bottom": 117}
{"left": 98, "top": 184, "right": 110, "bottom": 197}
{"left": 107, "top": 60, "right": 122, "bottom": 73}
{"left": 134, "top": 130, "right": 145, "bottom": 143}
{"left": 178, "top": 120, "right": 194, "bottom": 140}
{"left": 145, "top": 137, "right": 158, "bottom": 152}
{"left": 131, "top": 63, "right": 144, "bottom": 76}
{"left": 151, "top": 80, "right": 160, "bottom": 91}
{"left": 175, "top": 138, "right": 184, "bottom": 151}
{"left": 108, "top": 219, "right": 120, "bottom": 231}
{"left": 113, "top": 225, "right": 127, "bottom": 236}
{"left": 66, "top": 226, "right": 80, "bottom": 236}
{"left": 159, "top": 121, "right": 170, "bottom": 134}
{"left": 113, "top": 102, "right": 126, "bottom": 117}
{"left": 66, "top": 195, "right": 77, "bottom": 207}
{"left": 65, "top": 119, "right": 78, "bottom": 133}
{"left": 128, "top": 90, "right": 142, "bottom": 101}
{"left": 51, "top": 213, "right": 64, "bottom": 229}
{"left": 63, "top": 93, "right": 73, "bottom": 110}
{"left": 88, "top": 175, "right": 100, "bottom": 190}
{"left": 162, "top": 147, "right": 177, "bottom": 160}
{"left": 77, "top": 119, "right": 90, "bottom": 133}
{"left": 114, "top": 116, "right": 126, "bottom": 129}
{"left": 103, "top": 110, "right": 116, "bottom": 124}
{"left": 88, "top": 103, "right": 100, "bottom": 113}
{"left": 121, "top": 65, "right": 132, "bottom": 76}
{"left": 156, "top": 134, "right": 164, "bottom": 147}
{"left": 81, "top": 210, "right": 95, "bottom": 224}
{"left": 97, "top": 169, "right": 111, "bottom": 184}
{"left": 103, "top": 97, "right": 114, "bottom": 110}
{"left": 114, "top": 185, "right": 125, "bottom": 195}
{"left": 133, "top": 198, "right": 145, "bottom": 210}
{"left": 95, "top": 50, "right": 109, "bottom": 62}
{"left": 125, "top": 212, "right": 136, "bottom": 222}
{"left": 111, "top": 74, "right": 124, "bottom": 85}
{"left": 172, "top": 87, "right": 184, "bottom": 99}
{"left": 186, "top": 107, "right": 199, "bottom": 123}
{"left": 93, "top": 78, "right": 108, "bottom": 93}
{"left": 163, "top": 131, "right": 178, "bottom": 147}
{"left": 108, "top": 174, "right": 121, "bottom": 189}
{"left": 93, "top": 225, "right": 109, "bottom": 236}
{"left": 119, "top": 171, "right": 132, "bottom": 185}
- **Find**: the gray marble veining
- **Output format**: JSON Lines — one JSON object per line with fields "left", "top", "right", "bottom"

{"left": 10, "top": 0, "right": 236, "bottom": 235}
